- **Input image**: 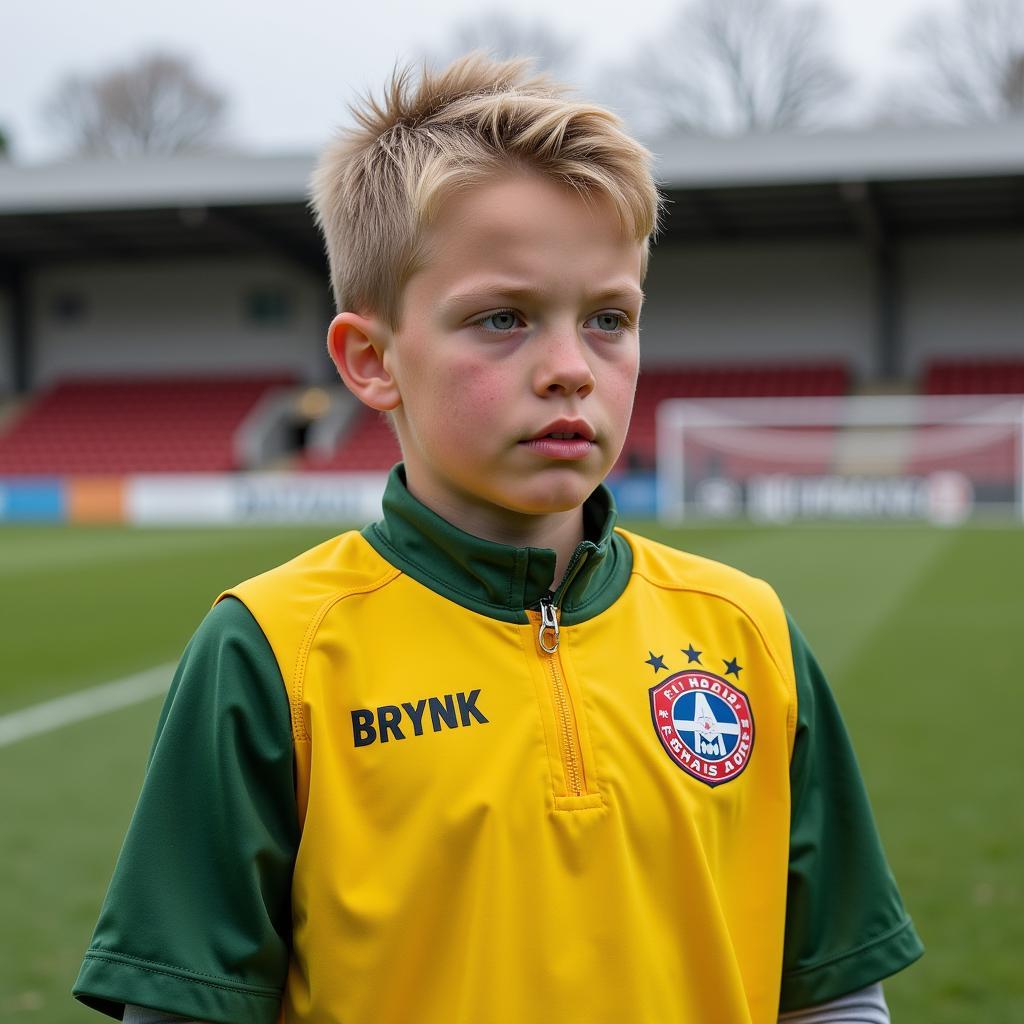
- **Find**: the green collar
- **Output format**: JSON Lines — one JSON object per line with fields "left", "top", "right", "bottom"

{"left": 362, "top": 465, "right": 633, "bottom": 625}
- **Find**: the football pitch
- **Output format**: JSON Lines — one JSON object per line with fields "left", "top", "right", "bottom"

{"left": 1, "top": 521, "right": 1021, "bottom": 1022}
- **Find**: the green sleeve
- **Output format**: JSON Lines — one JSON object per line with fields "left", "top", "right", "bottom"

{"left": 73, "top": 598, "right": 298, "bottom": 1024}
{"left": 779, "top": 613, "right": 923, "bottom": 1012}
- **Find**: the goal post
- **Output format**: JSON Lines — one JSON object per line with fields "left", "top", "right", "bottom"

{"left": 655, "top": 395, "right": 1024, "bottom": 525}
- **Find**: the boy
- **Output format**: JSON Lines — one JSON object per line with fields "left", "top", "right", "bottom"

{"left": 74, "top": 55, "right": 922, "bottom": 1024}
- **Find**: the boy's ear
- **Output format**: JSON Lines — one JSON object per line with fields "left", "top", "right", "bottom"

{"left": 327, "top": 313, "right": 400, "bottom": 412}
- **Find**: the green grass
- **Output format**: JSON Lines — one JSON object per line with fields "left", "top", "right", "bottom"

{"left": 0, "top": 526, "right": 340, "bottom": 715}
{"left": 1, "top": 522, "right": 1022, "bottom": 1022}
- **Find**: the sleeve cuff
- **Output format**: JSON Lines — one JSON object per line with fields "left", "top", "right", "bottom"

{"left": 73, "top": 949, "right": 282, "bottom": 1024}
{"left": 779, "top": 917, "right": 924, "bottom": 1013}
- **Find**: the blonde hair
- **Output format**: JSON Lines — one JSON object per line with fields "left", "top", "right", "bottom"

{"left": 310, "top": 53, "right": 662, "bottom": 327}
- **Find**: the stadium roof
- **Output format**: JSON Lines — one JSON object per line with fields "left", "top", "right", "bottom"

{"left": 1, "top": 118, "right": 1023, "bottom": 268}
{"left": 0, "top": 152, "right": 312, "bottom": 214}
{"left": 654, "top": 117, "right": 1024, "bottom": 186}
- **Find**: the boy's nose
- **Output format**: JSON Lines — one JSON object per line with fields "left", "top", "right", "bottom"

{"left": 534, "top": 329, "right": 596, "bottom": 398}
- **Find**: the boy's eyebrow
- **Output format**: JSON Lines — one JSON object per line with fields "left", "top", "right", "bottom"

{"left": 444, "top": 282, "right": 645, "bottom": 309}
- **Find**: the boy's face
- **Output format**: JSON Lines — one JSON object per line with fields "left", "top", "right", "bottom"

{"left": 358, "top": 173, "right": 644, "bottom": 536}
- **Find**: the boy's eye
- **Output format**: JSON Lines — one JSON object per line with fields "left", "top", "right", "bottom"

{"left": 586, "top": 312, "right": 627, "bottom": 333}
{"left": 479, "top": 310, "right": 523, "bottom": 331}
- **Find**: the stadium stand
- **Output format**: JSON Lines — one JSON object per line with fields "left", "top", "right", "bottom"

{"left": 0, "top": 375, "right": 292, "bottom": 474}
{"left": 923, "top": 358, "right": 1024, "bottom": 395}
{"left": 301, "top": 407, "right": 401, "bottom": 472}
{"left": 617, "top": 362, "right": 850, "bottom": 470}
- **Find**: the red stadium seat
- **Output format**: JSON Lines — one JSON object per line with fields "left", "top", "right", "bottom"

{"left": 0, "top": 375, "right": 293, "bottom": 475}
{"left": 924, "top": 358, "right": 1024, "bottom": 396}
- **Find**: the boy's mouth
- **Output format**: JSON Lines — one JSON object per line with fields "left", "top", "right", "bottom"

{"left": 526, "top": 420, "right": 595, "bottom": 443}
{"left": 521, "top": 420, "right": 596, "bottom": 460}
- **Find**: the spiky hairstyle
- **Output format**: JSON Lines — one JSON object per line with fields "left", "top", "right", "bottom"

{"left": 309, "top": 53, "right": 662, "bottom": 327}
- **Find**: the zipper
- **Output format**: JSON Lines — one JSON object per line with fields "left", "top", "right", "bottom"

{"left": 538, "top": 595, "right": 560, "bottom": 654}
{"left": 534, "top": 540, "right": 590, "bottom": 655}
{"left": 537, "top": 596, "right": 584, "bottom": 796}
{"left": 534, "top": 542, "right": 593, "bottom": 798}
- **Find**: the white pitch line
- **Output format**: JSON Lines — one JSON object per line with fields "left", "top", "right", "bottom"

{"left": 0, "top": 662, "right": 176, "bottom": 749}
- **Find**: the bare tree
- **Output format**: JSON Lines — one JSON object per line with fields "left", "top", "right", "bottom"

{"left": 43, "top": 51, "right": 228, "bottom": 158}
{"left": 0, "top": 125, "right": 10, "bottom": 160}
{"left": 425, "top": 12, "right": 577, "bottom": 81}
{"left": 887, "top": 0, "right": 1024, "bottom": 122}
{"left": 615, "top": 0, "right": 851, "bottom": 135}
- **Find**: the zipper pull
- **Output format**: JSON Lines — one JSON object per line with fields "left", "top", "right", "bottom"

{"left": 538, "top": 596, "right": 560, "bottom": 655}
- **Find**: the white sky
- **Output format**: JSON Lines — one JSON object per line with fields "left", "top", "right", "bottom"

{"left": 2, "top": 0, "right": 940, "bottom": 162}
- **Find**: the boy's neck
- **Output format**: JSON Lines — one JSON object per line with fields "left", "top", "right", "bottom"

{"left": 404, "top": 483, "right": 586, "bottom": 590}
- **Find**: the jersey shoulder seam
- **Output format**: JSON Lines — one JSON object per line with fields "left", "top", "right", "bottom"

{"left": 620, "top": 529, "right": 798, "bottom": 749}
{"left": 289, "top": 565, "right": 403, "bottom": 742}
{"left": 627, "top": 563, "right": 790, "bottom": 685}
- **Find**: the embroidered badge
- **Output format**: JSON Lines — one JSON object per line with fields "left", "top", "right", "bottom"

{"left": 650, "top": 671, "right": 754, "bottom": 787}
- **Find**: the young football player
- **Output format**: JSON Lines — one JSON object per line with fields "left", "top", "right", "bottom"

{"left": 75, "top": 54, "right": 922, "bottom": 1024}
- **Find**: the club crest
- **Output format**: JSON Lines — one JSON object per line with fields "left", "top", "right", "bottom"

{"left": 650, "top": 671, "right": 754, "bottom": 787}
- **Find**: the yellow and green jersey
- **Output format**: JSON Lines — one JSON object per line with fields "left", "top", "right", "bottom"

{"left": 75, "top": 466, "right": 922, "bottom": 1024}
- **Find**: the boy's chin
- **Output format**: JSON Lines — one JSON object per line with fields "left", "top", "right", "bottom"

{"left": 500, "top": 478, "right": 602, "bottom": 517}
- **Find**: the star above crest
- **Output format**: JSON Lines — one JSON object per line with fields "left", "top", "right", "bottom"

{"left": 645, "top": 652, "right": 667, "bottom": 673}
{"left": 723, "top": 657, "right": 743, "bottom": 678}
{"left": 681, "top": 644, "right": 702, "bottom": 664}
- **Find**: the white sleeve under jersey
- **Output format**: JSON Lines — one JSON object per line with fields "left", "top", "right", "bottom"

{"left": 778, "top": 982, "right": 890, "bottom": 1023}
{"left": 123, "top": 983, "right": 890, "bottom": 1024}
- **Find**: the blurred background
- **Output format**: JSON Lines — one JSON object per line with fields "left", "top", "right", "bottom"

{"left": 1, "top": 0, "right": 1022, "bottom": 1021}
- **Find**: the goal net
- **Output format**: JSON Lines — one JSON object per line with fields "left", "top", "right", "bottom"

{"left": 656, "top": 395, "right": 1024, "bottom": 524}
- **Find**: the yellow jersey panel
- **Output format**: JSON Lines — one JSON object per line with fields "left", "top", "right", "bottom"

{"left": 226, "top": 528, "right": 796, "bottom": 1024}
